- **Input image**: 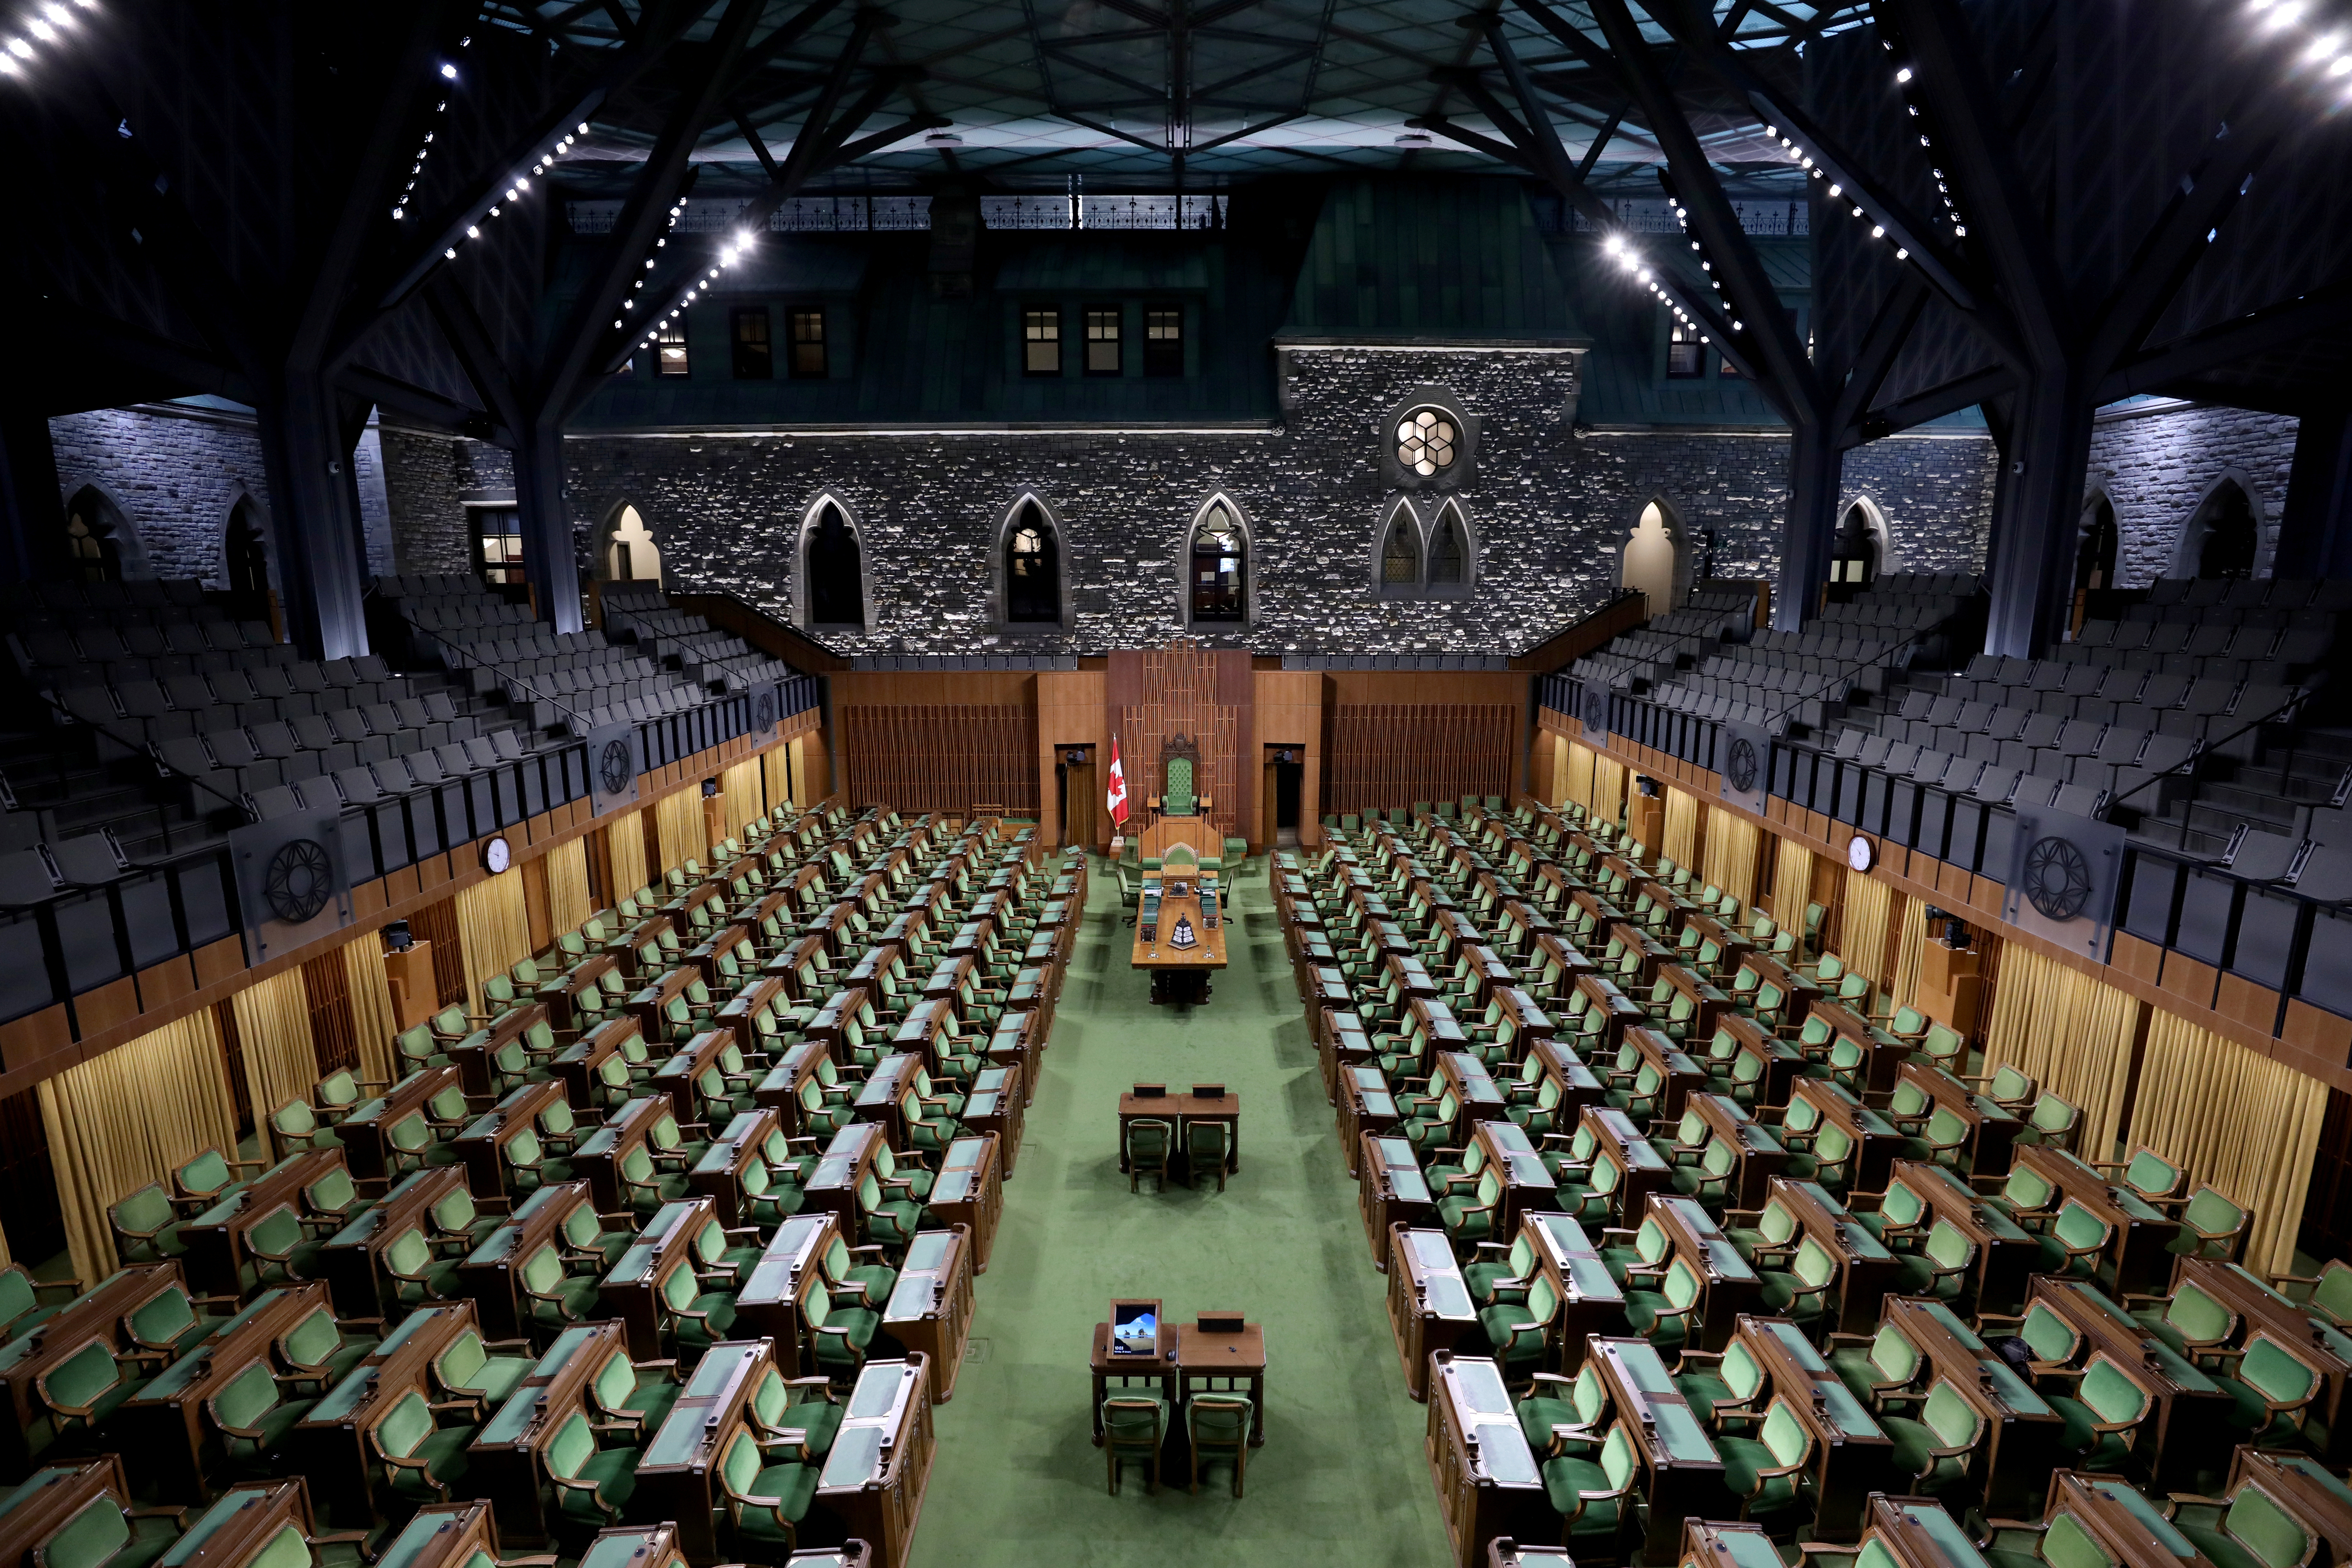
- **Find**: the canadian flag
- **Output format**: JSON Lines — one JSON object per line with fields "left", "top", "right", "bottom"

{"left": 1106, "top": 737, "right": 1130, "bottom": 826}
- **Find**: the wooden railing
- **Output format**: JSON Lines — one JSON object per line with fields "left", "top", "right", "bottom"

{"left": 1507, "top": 589, "right": 1648, "bottom": 673}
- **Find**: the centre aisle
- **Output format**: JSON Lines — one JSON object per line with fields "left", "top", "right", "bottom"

{"left": 909, "top": 851, "right": 1452, "bottom": 1567}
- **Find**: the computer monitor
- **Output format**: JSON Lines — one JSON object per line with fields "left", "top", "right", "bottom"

{"left": 1110, "top": 1299, "right": 1161, "bottom": 1357}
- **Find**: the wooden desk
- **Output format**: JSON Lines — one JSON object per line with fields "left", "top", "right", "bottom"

{"left": 317, "top": 1165, "right": 470, "bottom": 1319}
{"left": 1880, "top": 1295, "right": 2062, "bottom": 1515}
{"left": 813, "top": 1357, "right": 935, "bottom": 1568}
{"left": 2173, "top": 1258, "right": 2352, "bottom": 1461}
{"left": 117, "top": 1284, "right": 325, "bottom": 1501}
{"left": 804, "top": 1123, "right": 888, "bottom": 1243}
{"left": 1580, "top": 1106, "right": 1675, "bottom": 1226}
{"left": 929, "top": 1135, "right": 1003, "bottom": 1274}
{"left": 687, "top": 1108, "right": 787, "bottom": 1230}
{"left": 1391, "top": 1227, "right": 1483, "bottom": 1401}
{"left": 1789, "top": 1077, "right": 1905, "bottom": 1195}
{"left": 1337, "top": 1065, "right": 1403, "bottom": 1172}
{"left": 1089, "top": 1318, "right": 1177, "bottom": 1444}
{"left": 466, "top": 1320, "right": 627, "bottom": 1543}
{"left": 851, "top": 1054, "right": 921, "bottom": 1145}
{"left": 629, "top": 967, "right": 705, "bottom": 1048}
{"left": 2027, "top": 1273, "right": 2248, "bottom": 1490}
{"left": 1518, "top": 1211, "right": 1625, "bottom": 1367}
{"left": 1852, "top": 1494, "right": 1988, "bottom": 1568}
{"left": 731, "top": 1212, "right": 838, "bottom": 1377}
{"left": 1469, "top": 1122, "right": 1559, "bottom": 1242}
{"left": 635, "top": 1338, "right": 776, "bottom": 1564}
{"left": 1427, "top": 1353, "right": 1551, "bottom": 1568}
{"left": 753, "top": 1040, "right": 839, "bottom": 1138}
{"left": 448, "top": 1004, "right": 556, "bottom": 1100}
{"left": 1117, "top": 1090, "right": 1240, "bottom": 1174}
{"left": 155, "top": 1477, "right": 321, "bottom": 1568}
{"left": 2015, "top": 1145, "right": 2184, "bottom": 1298}
{"left": 714, "top": 976, "right": 791, "bottom": 1053}
{"left": 983, "top": 1008, "right": 1041, "bottom": 1093}
{"left": 599, "top": 1198, "right": 718, "bottom": 1358}
{"left": 1173, "top": 1318, "right": 1266, "bottom": 1445}
{"left": 178, "top": 1149, "right": 345, "bottom": 1298}
{"left": 0, "top": 1458, "right": 155, "bottom": 1568}
{"left": 543, "top": 953, "right": 621, "bottom": 1034}
{"left": 1623, "top": 1026, "right": 1707, "bottom": 1128}
{"left": 960, "top": 1065, "right": 1024, "bottom": 1176}
{"left": 1775, "top": 1177, "right": 1904, "bottom": 1336}
{"left": 1132, "top": 876, "right": 1228, "bottom": 1004}
{"left": 1736, "top": 951, "right": 1822, "bottom": 1028}
{"left": 1890, "top": 1060, "right": 2020, "bottom": 1178}
{"left": 337, "top": 1066, "right": 463, "bottom": 1185}
{"left": 684, "top": 924, "right": 755, "bottom": 988}
{"left": 1732, "top": 1314, "right": 1894, "bottom": 1538}
{"left": 451, "top": 1079, "right": 568, "bottom": 1203}
{"left": 2041, "top": 1469, "right": 2214, "bottom": 1568}
{"left": 1714, "top": 1015, "right": 1806, "bottom": 1112}
{"left": 548, "top": 1020, "right": 645, "bottom": 1111}
{"left": 1881, "top": 1159, "right": 2040, "bottom": 1315}
{"left": 292, "top": 1300, "right": 480, "bottom": 1527}
{"left": 570, "top": 1094, "right": 667, "bottom": 1213}
{"left": 1804, "top": 1000, "right": 1915, "bottom": 1098}
{"left": 1585, "top": 1335, "right": 1727, "bottom": 1559}
{"left": 455, "top": 1181, "right": 600, "bottom": 1344}
{"left": 880, "top": 1226, "right": 975, "bottom": 1404}
{"left": 1654, "top": 962, "right": 1732, "bottom": 1045}
{"left": 1525, "top": 1038, "right": 1608, "bottom": 1130}
{"left": 2225, "top": 1448, "right": 2352, "bottom": 1561}
{"left": 1642, "top": 1194, "right": 1761, "bottom": 1352}
{"left": 1360, "top": 1135, "right": 1437, "bottom": 1270}
{"left": 1436, "top": 1052, "right": 1511, "bottom": 1127}
{"left": 1681, "top": 1093, "right": 1793, "bottom": 1211}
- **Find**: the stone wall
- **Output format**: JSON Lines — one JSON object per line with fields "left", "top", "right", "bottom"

{"left": 47, "top": 403, "right": 396, "bottom": 586}
{"left": 382, "top": 350, "right": 2002, "bottom": 656}
{"left": 2086, "top": 400, "right": 2301, "bottom": 586}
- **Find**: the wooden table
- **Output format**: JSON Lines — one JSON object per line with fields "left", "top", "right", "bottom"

{"left": 813, "top": 1357, "right": 936, "bottom": 1568}
{"left": 960, "top": 1064, "right": 1025, "bottom": 1175}
{"left": 316, "top": 1164, "right": 470, "bottom": 1319}
{"left": 1427, "top": 1353, "right": 1551, "bottom": 1568}
{"left": 1732, "top": 1314, "right": 1894, "bottom": 1538}
{"left": 178, "top": 1149, "right": 345, "bottom": 1298}
{"left": 116, "top": 1284, "right": 325, "bottom": 1501}
{"left": 879, "top": 1225, "right": 975, "bottom": 1404}
{"left": 1337, "top": 1065, "right": 1403, "bottom": 1171}
{"left": 731, "top": 1212, "right": 839, "bottom": 1377}
{"left": 1683, "top": 1093, "right": 1794, "bottom": 1210}
{"left": 1117, "top": 1089, "right": 1240, "bottom": 1175}
{"left": 1776, "top": 1177, "right": 1904, "bottom": 1336}
{"left": 1585, "top": 1335, "right": 1728, "bottom": 1559}
{"left": 451, "top": 1079, "right": 568, "bottom": 1202}
{"left": 929, "top": 1135, "right": 1003, "bottom": 1273}
{"left": 1132, "top": 876, "right": 1228, "bottom": 1004}
{"left": 1467, "top": 1121, "right": 1559, "bottom": 1241}
{"left": 598, "top": 1198, "right": 717, "bottom": 1358}
{"left": 466, "top": 1320, "right": 625, "bottom": 1543}
{"left": 336, "top": 1066, "right": 463, "bottom": 1185}
{"left": 1889, "top": 1058, "right": 2020, "bottom": 1177}
{"left": 1879, "top": 1295, "right": 2062, "bottom": 1515}
{"left": 1436, "top": 1052, "right": 1511, "bottom": 1127}
{"left": 1390, "top": 1227, "right": 1482, "bottom": 1400}
{"left": 1173, "top": 1317, "right": 1266, "bottom": 1445}
{"left": 1360, "top": 1134, "right": 1437, "bottom": 1269}
{"left": 453, "top": 1180, "right": 600, "bottom": 1344}
{"left": 1520, "top": 1211, "right": 1625, "bottom": 1368}
{"left": 1643, "top": 1194, "right": 1762, "bottom": 1352}
{"left": 2015, "top": 1145, "right": 2184, "bottom": 1298}
{"left": 634, "top": 1338, "right": 777, "bottom": 1564}
{"left": 1090, "top": 1317, "right": 1177, "bottom": 1445}
{"left": 570, "top": 1094, "right": 667, "bottom": 1212}
{"left": 2184, "top": 1259, "right": 2352, "bottom": 1463}
{"left": 1883, "top": 1158, "right": 2040, "bottom": 1315}
{"left": 804, "top": 1122, "right": 888, "bottom": 1242}
{"left": 1580, "top": 1106, "right": 1675, "bottom": 1226}
{"left": 2026, "top": 1273, "right": 2246, "bottom": 1490}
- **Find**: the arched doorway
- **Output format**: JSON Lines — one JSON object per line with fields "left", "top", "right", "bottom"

{"left": 604, "top": 504, "right": 663, "bottom": 583}
{"left": 1830, "top": 503, "right": 1881, "bottom": 587}
{"left": 804, "top": 501, "right": 865, "bottom": 629}
{"left": 2192, "top": 481, "right": 2258, "bottom": 579}
{"left": 1621, "top": 502, "right": 1676, "bottom": 611}
{"left": 225, "top": 498, "right": 271, "bottom": 620}
{"left": 1004, "top": 501, "right": 1060, "bottom": 623}
{"left": 64, "top": 487, "right": 128, "bottom": 584}
{"left": 2075, "top": 496, "right": 2118, "bottom": 596}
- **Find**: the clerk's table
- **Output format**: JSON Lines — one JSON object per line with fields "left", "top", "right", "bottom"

{"left": 1132, "top": 873, "right": 1228, "bottom": 1005}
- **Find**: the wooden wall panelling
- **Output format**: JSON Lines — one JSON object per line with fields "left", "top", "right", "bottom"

{"left": 1037, "top": 670, "right": 1108, "bottom": 851}
{"left": 1253, "top": 669, "right": 1324, "bottom": 849}
{"left": 1317, "top": 672, "right": 1525, "bottom": 817}
{"left": 836, "top": 673, "right": 1042, "bottom": 818}
{"left": 1109, "top": 643, "right": 1246, "bottom": 847}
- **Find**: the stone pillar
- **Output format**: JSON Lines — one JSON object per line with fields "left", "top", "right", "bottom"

{"left": 2276, "top": 406, "right": 2352, "bottom": 579}
{"left": 513, "top": 418, "right": 585, "bottom": 634}
{"left": 1772, "top": 421, "right": 1844, "bottom": 631}
{"left": 0, "top": 407, "right": 63, "bottom": 583}
{"left": 1981, "top": 368, "right": 2097, "bottom": 656}
{"left": 252, "top": 367, "right": 372, "bottom": 658}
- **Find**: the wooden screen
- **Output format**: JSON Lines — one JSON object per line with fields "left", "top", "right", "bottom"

{"left": 842, "top": 703, "right": 1042, "bottom": 816}
{"left": 407, "top": 897, "right": 469, "bottom": 1007}
{"left": 1117, "top": 640, "right": 1243, "bottom": 845}
{"left": 301, "top": 950, "right": 361, "bottom": 1076}
{"left": 1320, "top": 703, "right": 1517, "bottom": 816}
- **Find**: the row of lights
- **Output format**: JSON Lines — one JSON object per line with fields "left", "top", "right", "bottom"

{"left": 392, "top": 33, "right": 472, "bottom": 220}
{"left": 0, "top": 0, "right": 100, "bottom": 80}
{"left": 1599, "top": 230, "right": 1741, "bottom": 344}
{"left": 1761, "top": 120, "right": 1918, "bottom": 260}
{"left": 615, "top": 204, "right": 760, "bottom": 350}
{"left": 1881, "top": 40, "right": 1967, "bottom": 240}
{"left": 2247, "top": 0, "right": 2352, "bottom": 97}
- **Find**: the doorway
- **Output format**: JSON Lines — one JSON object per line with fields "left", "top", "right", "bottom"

{"left": 1059, "top": 746, "right": 1097, "bottom": 850}
{"left": 1263, "top": 745, "right": 1304, "bottom": 848}
{"left": 1621, "top": 503, "right": 1677, "bottom": 610}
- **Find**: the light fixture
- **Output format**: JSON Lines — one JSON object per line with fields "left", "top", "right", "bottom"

{"left": 438, "top": 61, "right": 457, "bottom": 79}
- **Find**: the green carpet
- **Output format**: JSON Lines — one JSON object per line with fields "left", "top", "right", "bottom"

{"left": 908, "top": 854, "right": 1452, "bottom": 1567}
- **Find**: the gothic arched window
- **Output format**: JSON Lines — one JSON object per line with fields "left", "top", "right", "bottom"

{"left": 805, "top": 502, "right": 865, "bottom": 627}
{"left": 1189, "top": 505, "right": 1245, "bottom": 623}
{"left": 1005, "top": 503, "right": 1060, "bottom": 623}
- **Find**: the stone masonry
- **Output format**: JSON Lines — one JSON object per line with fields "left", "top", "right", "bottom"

{"left": 2085, "top": 400, "right": 2302, "bottom": 586}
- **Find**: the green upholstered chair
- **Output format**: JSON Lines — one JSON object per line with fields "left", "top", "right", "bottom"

{"left": 109, "top": 1183, "right": 188, "bottom": 1265}
{"left": 382, "top": 1225, "right": 461, "bottom": 1313}
{"left": 1477, "top": 1273, "right": 1559, "bottom": 1379}
{"left": 0, "top": 1265, "right": 77, "bottom": 1345}
{"left": 2171, "top": 1472, "right": 2323, "bottom": 1568}
{"left": 299, "top": 1166, "right": 366, "bottom": 1237}
{"left": 1518, "top": 1360, "right": 1608, "bottom": 1455}
{"left": 1542, "top": 1422, "right": 1640, "bottom": 1559}
{"left": 2131, "top": 1275, "right": 2238, "bottom": 1358}
{"left": 715, "top": 1429, "right": 818, "bottom": 1561}
{"left": 172, "top": 1147, "right": 261, "bottom": 1212}
{"left": 267, "top": 1098, "right": 342, "bottom": 1161}
{"left": 1827, "top": 1318, "right": 1926, "bottom": 1408}
{"left": 241, "top": 1205, "right": 323, "bottom": 1290}
{"left": 2163, "top": 1186, "right": 2252, "bottom": 1270}
{"left": 1162, "top": 758, "right": 1196, "bottom": 817}
{"left": 1188, "top": 1394, "right": 1252, "bottom": 1497}
{"left": 2032, "top": 1201, "right": 2115, "bottom": 1281}
{"left": 2016, "top": 1092, "right": 2082, "bottom": 1153}
{"left": 518, "top": 1242, "right": 599, "bottom": 1338}
{"left": 585, "top": 1343, "right": 682, "bottom": 1437}
{"left": 1621, "top": 1256, "right": 1705, "bottom": 1352}
{"left": 1753, "top": 1236, "right": 1840, "bottom": 1333}
{"left": 275, "top": 1303, "right": 377, "bottom": 1394}
{"left": 204, "top": 1361, "right": 316, "bottom": 1477}
{"left": 1125, "top": 1118, "right": 1172, "bottom": 1192}
{"left": 2041, "top": 1356, "right": 2148, "bottom": 1473}
{"left": 1100, "top": 1396, "right": 1167, "bottom": 1495}
{"left": 802, "top": 1284, "right": 879, "bottom": 1381}
{"left": 1675, "top": 1335, "right": 1769, "bottom": 1422}
{"left": 431, "top": 1327, "right": 535, "bottom": 1414}
{"left": 1466, "top": 1231, "right": 1538, "bottom": 1309}
{"left": 2273, "top": 1256, "right": 2352, "bottom": 1329}
{"left": 1888, "top": 1218, "right": 1977, "bottom": 1304}
{"left": 2211, "top": 1332, "right": 2324, "bottom": 1449}
{"left": 427, "top": 1185, "right": 500, "bottom": 1256}
{"left": 1599, "top": 1212, "right": 1673, "bottom": 1288}
{"left": 1715, "top": 1398, "right": 1816, "bottom": 1525}
{"left": 619, "top": 1144, "right": 692, "bottom": 1216}
{"left": 2091, "top": 1146, "right": 2186, "bottom": 1206}
{"left": 746, "top": 1365, "right": 841, "bottom": 1460}
{"left": 38, "top": 1338, "right": 149, "bottom": 1448}
{"left": 369, "top": 1389, "right": 476, "bottom": 1503}
{"left": 11, "top": 1476, "right": 182, "bottom": 1568}
{"left": 561, "top": 1202, "right": 632, "bottom": 1272}
{"left": 1879, "top": 1379, "right": 1986, "bottom": 1498}
{"left": 121, "top": 1282, "right": 227, "bottom": 1371}
{"left": 544, "top": 1409, "right": 640, "bottom": 1528}
{"left": 1186, "top": 1121, "right": 1228, "bottom": 1192}
{"left": 657, "top": 1260, "right": 739, "bottom": 1356}
{"left": 819, "top": 1235, "right": 897, "bottom": 1312}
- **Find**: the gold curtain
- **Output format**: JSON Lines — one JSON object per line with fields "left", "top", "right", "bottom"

{"left": 1888, "top": 894, "right": 1930, "bottom": 1018}
{"left": 0, "top": 1220, "right": 12, "bottom": 1268}
{"left": 231, "top": 968, "right": 318, "bottom": 1124}
{"left": 1841, "top": 871, "right": 1895, "bottom": 988}
{"left": 1770, "top": 843, "right": 1812, "bottom": 932}
{"left": 1564, "top": 743, "right": 1595, "bottom": 816}
{"left": 654, "top": 792, "right": 704, "bottom": 875}
{"left": 1590, "top": 756, "right": 1627, "bottom": 827}
{"left": 2132, "top": 1012, "right": 2328, "bottom": 1275}
{"left": 545, "top": 839, "right": 592, "bottom": 938}
{"left": 721, "top": 759, "right": 763, "bottom": 844}
{"left": 1701, "top": 814, "right": 1760, "bottom": 910}
{"left": 1981, "top": 947, "right": 2142, "bottom": 1158}
{"left": 340, "top": 932, "right": 399, "bottom": 1088}
{"left": 605, "top": 811, "right": 649, "bottom": 902}
{"left": 456, "top": 873, "right": 532, "bottom": 1010}
{"left": 1662, "top": 790, "right": 1699, "bottom": 869}
{"left": 763, "top": 745, "right": 791, "bottom": 810}
{"left": 40, "top": 1010, "right": 239, "bottom": 1284}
